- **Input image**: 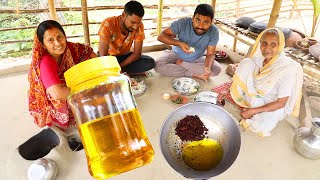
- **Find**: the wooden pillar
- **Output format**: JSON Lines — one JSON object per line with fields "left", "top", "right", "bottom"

{"left": 48, "top": 0, "right": 58, "bottom": 21}
{"left": 211, "top": 0, "right": 216, "bottom": 13}
{"left": 233, "top": 31, "right": 238, "bottom": 52}
{"left": 267, "top": 0, "right": 283, "bottom": 28}
{"left": 157, "top": 0, "right": 164, "bottom": 35}
{"left": 236, "top": 0, "right": 240, "bottom": 18}
{"left": 81, "top": 0, "right": 90, "bottom": 45}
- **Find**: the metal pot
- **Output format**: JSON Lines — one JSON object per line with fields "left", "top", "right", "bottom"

{"left": 293, "top": 117, "right": 320, "bottom": 159}
{"left": 160, "top": 102, "right": 241, "bottom": 179}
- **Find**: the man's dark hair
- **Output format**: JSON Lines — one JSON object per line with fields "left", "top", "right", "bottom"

{"left": 193, "top": 4, "right": 214, "bottom": 20}
{"left": 37, "top": 20, "right": 66, "bottom": 44}
{"left": 124, "top": 1, "right": 145, "bottom": 17}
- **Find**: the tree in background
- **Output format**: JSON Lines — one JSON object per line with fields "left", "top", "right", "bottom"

{"left": 310, "top": 0, "right": 320, "bottom": 37}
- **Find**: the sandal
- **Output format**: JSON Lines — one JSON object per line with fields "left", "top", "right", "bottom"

{"left": 215, "top": 51, "right": 228, "bottom": 60}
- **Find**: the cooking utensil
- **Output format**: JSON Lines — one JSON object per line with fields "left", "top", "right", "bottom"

{"left": 172, "top": 77, "right": 200, "bottom": 96}
{"left": 160, "top": 102, "right": 241, "bottom": 179}
{"left": 27, "top": 158, "right": 57, "bottom": 180}
{"left": 194, "top": 91, "right": 218, "bottom": 104}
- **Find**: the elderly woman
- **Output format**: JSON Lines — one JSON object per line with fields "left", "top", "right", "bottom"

{"left": 28, "top": 20, "right": 97, "bottom": 129}
{"left": 220, "top": 28, "right": 303, "bottom": 136}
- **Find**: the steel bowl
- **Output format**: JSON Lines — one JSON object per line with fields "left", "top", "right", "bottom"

{"left": 172, "top": 77, "right": 200, "bottom": 96}
{"left": 27, "top": 158, "right": 57, "bottom": 180}
{"left": 160, "top": 102, "right": 241, "bottom": 179}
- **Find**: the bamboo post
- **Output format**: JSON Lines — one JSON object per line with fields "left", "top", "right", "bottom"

{"left": 211, "top": 0, "right": 216, "bottom": 13}
{"left": 289, "top": 5, "right": 295, "bottom": 19}
{"left": 233, "top": 31, "right": 238, "bottom": 52}
{"left": 157, "top": 0, "right": 164, "bottom": 35}
{"left": 81, "top": 0, "right": 90, "bottom": 45}
{"left": 267, "top": 0, "right": 283, "bottom": 28}
{"left": 236, "top": 0, "right": 240, "bottom": 18}
{"left": 48, "top": 0, "right": 58, "bottom": 21}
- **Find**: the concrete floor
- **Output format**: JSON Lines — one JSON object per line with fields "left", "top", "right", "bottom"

{"left": 1, "top": 49, "right": 320, "bottom": 180}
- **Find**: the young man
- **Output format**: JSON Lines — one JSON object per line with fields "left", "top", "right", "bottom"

{"left": 154, "top": 4, "right": 221, "bottom": 81}
{"left": 98, "top": 1, "right": 155, "bottom": 74}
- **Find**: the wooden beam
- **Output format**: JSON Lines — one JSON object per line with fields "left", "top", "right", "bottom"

{"left": 48, "top": 0, "right": 57, "bottom": 21}
{"left": 81, "top": 0, "right": 90, "bottom": 45}
{"left": 236, "top": 0, "right": 240, "bottom": 17}
{"left": 157, "top": 0, "right": 164, "bottom": 35}
{"left": 267, "top": 0, "right": 283, "bottom": 28}
{"left": 0, "top": 5, "right": 169, "bottom": 14}
{"left": 233, "top": 31, "right": 238, "bottom": 52}
{"left": 216, "top": 24, "right": 254, "bottom": 46}
{"left": 211, "top": 0, "right": 216, "bottom": 13}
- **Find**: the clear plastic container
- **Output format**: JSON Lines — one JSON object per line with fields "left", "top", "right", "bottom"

{"left": 64, "top": 56, "right": 154, "bottom": 179}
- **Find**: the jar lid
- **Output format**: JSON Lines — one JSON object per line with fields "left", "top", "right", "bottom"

{"left": 64, "top": 56, "right": 120, "bottom": 88}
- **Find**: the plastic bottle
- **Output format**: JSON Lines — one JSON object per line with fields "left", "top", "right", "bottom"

{"left": 64, "top": 56, "right": 154, "bottom": 179}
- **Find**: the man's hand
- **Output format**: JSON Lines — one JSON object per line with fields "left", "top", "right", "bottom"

{"left": 157, "top": 27, "right": 193, "bottom": 55}
{"left": 178, "top": 42, "right": 193, "bottom": 54}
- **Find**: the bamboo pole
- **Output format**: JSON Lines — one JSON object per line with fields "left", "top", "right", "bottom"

{"left": 211, "top": 0, "right": 216, "bottom": 13}
{"left": 0, "top": 5, "right": 169, "bottom": 13}
{"left": 267, "top": 0, "right": 283, "bottom": 28}
{"left": 216, "top": 24, "right": 254, "bottom": 46}
{"left": 0, "top": 26, "right": 169, "bottom": 45}
{"left": 48, "top": 0, "right": 58, "bottom": 21}
{"left": 157, "top": 0, "right": 164, "bottom": 35}
{"left": 81, "top": 0, "right": 90, "bottom": 45}
{"left": 233, "top": 31, "right": 238, "bottom": 52}
{"left": 236, "top": 0, "right": 240, "bottom": 17}
{"left": 0, "top": 16, "right": 180, "bottom": 32}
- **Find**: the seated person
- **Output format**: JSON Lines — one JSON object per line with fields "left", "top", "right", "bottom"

{"left": 154, "top": 4, "right": 222, "bottom": 81}
{"left": 218, "top": 28, "right": 303, "bottom": 137}
{"left": 28, "top": 20, "right": 97, "bottom": 129}
{"left": 98, "top": 1, "right": 155, "bottom": 74}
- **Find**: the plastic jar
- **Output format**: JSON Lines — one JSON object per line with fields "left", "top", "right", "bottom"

{"left": 64, "top": 56, "right": 154, "bottom": 179}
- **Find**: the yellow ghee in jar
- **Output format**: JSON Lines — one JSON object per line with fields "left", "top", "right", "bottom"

{"left": 182, "top": 138, "right": 223, "bottom": 171}
{"left": 78, "top": 108, "right": 154, "bottom": 179}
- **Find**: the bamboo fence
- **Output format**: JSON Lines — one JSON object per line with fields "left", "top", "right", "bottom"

{"left": 0, "top": 0, "right": 314, "bottom": 46}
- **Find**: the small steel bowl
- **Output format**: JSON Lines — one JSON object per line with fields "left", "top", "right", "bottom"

{"left": 160, "top": 102, "right": 241, "bottom": 179}
{"left": 27, "top": 158, "right": 57, "bottom": 180}
{"left": 172, "top": 77, "right": 200, "bottom": 96}
{"left": 194, "top": 91, "right": 218, "bottom": 104}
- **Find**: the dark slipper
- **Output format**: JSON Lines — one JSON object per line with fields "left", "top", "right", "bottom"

{"left": 68, "top": 135, "right": 83, "bottom": 151}
{"left": 18, "top": 128, "right": 60, "bottom": 160}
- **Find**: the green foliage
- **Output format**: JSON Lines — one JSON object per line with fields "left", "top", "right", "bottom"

{"left": 0, "top": 0, "right": 39, "bottom": 56}
{"left": 0, "top": 0, "right": 224, "bottom": 58}
{"left": 311, "top": 0, "right": 320, "bottom": 16}
{"left": 310, "top": 0, "right": 320, "bottom": 36}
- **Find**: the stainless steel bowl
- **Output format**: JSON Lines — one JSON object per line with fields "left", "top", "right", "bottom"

{"left": 27, "top": 158, "right": 57, "bottom": 180}
{"left": 160, "top": 102, "right": 241, "bottom": 179}
{"left": 172, "top": 77, "right": 200, "bottom": 96}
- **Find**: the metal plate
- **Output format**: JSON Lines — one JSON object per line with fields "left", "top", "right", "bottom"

{"left": 160, "top": 102, "right": 241, "bottom": 179}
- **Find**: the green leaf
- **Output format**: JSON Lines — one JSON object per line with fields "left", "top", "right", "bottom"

{"left": 311, "top": 0, "right": 320, "bottom": 17}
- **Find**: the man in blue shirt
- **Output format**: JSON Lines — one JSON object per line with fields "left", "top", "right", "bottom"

{"left": 154, "top": 4, "right": 221, "bottom": 81}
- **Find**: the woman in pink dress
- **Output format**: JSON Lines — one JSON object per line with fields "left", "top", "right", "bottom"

{"left": 28, "top": 20, "right": 97, "bottom": 129}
